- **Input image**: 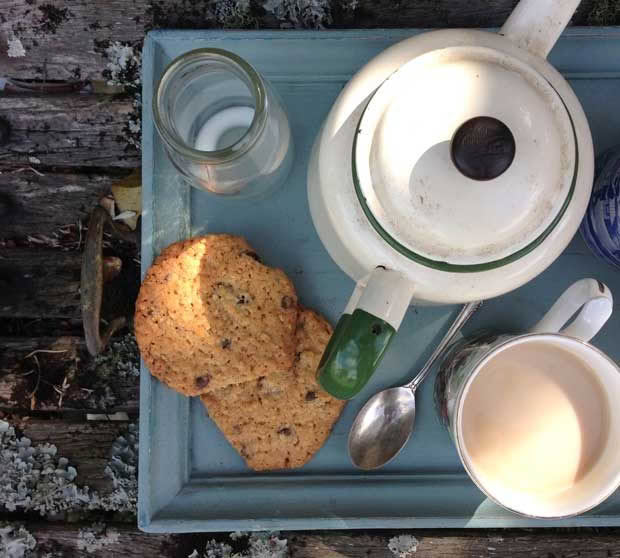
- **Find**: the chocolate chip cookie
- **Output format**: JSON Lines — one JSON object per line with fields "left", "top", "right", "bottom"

{"left": 201, "top": 309, "right": 346, "bottom": 471}
{"left": 134, "top": 234, "right": 298, "bottom": 396}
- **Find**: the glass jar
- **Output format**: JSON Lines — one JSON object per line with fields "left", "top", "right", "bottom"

{"left": 153, "top": 48, "right": 294, "bottom": 197}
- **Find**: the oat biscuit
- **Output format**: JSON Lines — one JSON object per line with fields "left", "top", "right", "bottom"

{"left": 134, "top": 234, "right": 298, "bottom": 396}
{"left": 201, "top": 309, "right": 346, "bottom": 471}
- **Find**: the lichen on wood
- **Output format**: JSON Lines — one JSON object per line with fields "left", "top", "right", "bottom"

{"left": 84, "top": 333, "right": 140, "bottom": 411}
{"left": 95, "top": 40, "right": 142, "bottom": 150}
{"left": 189, "top": 532, "right": 288, "bottom": 558}
{"left": 36, "top": 4, "right": 73, "bottom": 35}
{"left": 262, "top": 0, "right": 331, "bottom": 28}
{"left": 100, "top": 423, "right": 138, "bottom": 513}
{"left": 0, "top": 419, "right": 138, "bottom": 516}
{"left": 586, "top": 0, "right": 620, "bottom": 24}
{"left": 388, "top": 535, "right": 419, "bottom": 558}
{"left": 214, "top": 0, "right": 256, "bottom": 28}
{"left": 77, "top": 522, "right": 120, "bottom": 554}
{"left": 0, "top": 523, "right": 36, "bottom": 558}
{"left": 0, "top": 420, "right": 90, "bottom": 516}
{"left": 6, "top": 37, "right": 26, "bottom": 58}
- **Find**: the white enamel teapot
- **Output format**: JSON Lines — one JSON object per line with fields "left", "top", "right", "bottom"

{"left": 308, "top": 0, "right": 594, "bottom": 399}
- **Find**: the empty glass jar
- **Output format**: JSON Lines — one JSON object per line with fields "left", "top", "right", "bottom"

{"left": 153, "top": 48, "right": 293, "bottom": 197}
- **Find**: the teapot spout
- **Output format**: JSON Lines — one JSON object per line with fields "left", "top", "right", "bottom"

{"left": 500, "top": 0, "right": 581, "bottom": 59}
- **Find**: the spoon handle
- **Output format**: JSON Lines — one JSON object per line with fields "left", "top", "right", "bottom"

{"left": 405, "top": 301, "right": 482, "bottom": 392}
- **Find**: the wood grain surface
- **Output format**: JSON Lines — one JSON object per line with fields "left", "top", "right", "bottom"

{"left": 0, "top": 0, "right": 614, "bottom": 79}
{"left": 12, "top": 417, "right": 130, "bottom": 493}
{"left": 7, "top": 522, "right": 620, "bottom": 558}
{"left": 0, "top": 336, "right": 84, "bottom": 408}
{"left": 0, "top": 0, "right": 145, "bottom": 80}
{"left": 0, "top": 94, "right": 139, "bottom": 169}
{"left": 289, "top": 530, "right": 620, "bottom": 557}
{"left": 0, "top": 171, "right": 122, "bottom": 238}
{"left": 0, "top": 248, "right": 82, "bottom": 318}
{"left": 22, "top": 522, "right": 184, "bottom": 558}
{"left": 0, "top": 244, "right": 139, "bottom": 316}
{"left": 0, "top": 335, "right": 139, "bottom": 413}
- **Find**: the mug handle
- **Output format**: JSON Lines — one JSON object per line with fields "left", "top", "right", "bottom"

{"left": 529, "top": 279, "right": 613, "bottom": 342}
{"left": 316, "top": 267, "right": 415, "bottom": 400}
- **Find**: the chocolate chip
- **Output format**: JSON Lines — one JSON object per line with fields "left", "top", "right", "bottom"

{"left": 305, "top": 391, "right": 317, "bottom": 401}
{"left": 221, "top": 338, "right": 231, "bottom": 349}
{"left": 243, "top": 250, "right": 262, "bottom": 262}
{"left": 281, "top": 295, "right": 294, "bottom": 309}
{"left": 195, "top": 374, "right": 211, "bottom": 389}
{"left": 237, "top": 294, "right": 250, "bottom": 305}
{"left": 277, "top": 427, "right": 292, "bottom": 436}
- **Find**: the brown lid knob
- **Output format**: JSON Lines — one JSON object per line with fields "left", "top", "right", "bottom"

{"left": 451, "top": 116, "right": 516, "bottom": 181}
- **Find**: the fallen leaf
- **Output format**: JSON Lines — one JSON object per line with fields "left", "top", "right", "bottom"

{"left": 90, "top": 80, "right": 125, "bottom": 95}
{"left": 113, "top": 210, "right": 137, "bottom": 221}
{"left": 111, "top": 169, "right": 141, "bottom": 230}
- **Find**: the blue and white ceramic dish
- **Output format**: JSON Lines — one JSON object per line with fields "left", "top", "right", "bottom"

{"left": 581, "top": 146, "right": 620, "bottom": 269}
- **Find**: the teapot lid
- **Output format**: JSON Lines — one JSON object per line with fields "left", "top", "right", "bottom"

{"left": 353, "top": 46, "right": 576, "bottom": 270}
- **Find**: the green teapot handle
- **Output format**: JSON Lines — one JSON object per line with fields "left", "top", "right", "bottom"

{"left": 316, "top": 267, "right": 415, "bottom": 400}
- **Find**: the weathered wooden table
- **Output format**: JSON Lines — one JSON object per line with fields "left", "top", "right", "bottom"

{"left": 1, "top": 1, "right": 620, "bottom": 556}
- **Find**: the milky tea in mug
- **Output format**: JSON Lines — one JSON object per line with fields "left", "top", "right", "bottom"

{"left": 436, "top": 279, "right": 620, "bottom": 518}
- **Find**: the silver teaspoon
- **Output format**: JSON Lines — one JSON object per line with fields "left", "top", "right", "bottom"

{"left": 348, "top": 301, "right": 482, "bottom": 470}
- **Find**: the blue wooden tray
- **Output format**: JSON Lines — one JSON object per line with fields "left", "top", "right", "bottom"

{"left": 139, "top": 28, "right": 620, "bottom": 532}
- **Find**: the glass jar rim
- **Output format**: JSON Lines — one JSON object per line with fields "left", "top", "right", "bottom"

{"left": 153, "top": 48, "right": 267, "bottom": 163}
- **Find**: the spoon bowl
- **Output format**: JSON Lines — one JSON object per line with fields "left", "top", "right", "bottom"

{"left": 348, "top": 301, "right": 481, "bottom": 470}
{"left": 348, "top": 387, "right": 416, "bottom": 470}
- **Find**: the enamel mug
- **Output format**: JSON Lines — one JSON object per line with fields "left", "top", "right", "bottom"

{"left": 435, "top": 279, "right": 620, "bottom": 519}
